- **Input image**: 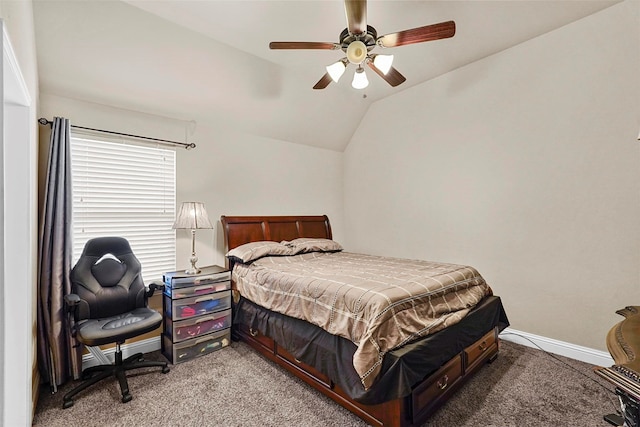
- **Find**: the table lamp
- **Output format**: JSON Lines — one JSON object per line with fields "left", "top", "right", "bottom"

{"left": 173, "top": 201, "right": 213, "bottom": 274}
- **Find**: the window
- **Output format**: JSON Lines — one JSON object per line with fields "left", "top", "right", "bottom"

{"left": 70, "top": 135, "right": 176, "bottom": 281}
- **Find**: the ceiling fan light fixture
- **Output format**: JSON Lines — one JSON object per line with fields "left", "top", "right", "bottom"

{"left": 352, "top": 66, "right": 369, "bottom": 89}
{"left": 373, "top": 54, "right": 394, "bottom": 74}
{"left": 326, "top": 60, "right": 346, "bottom": 82}
{"left": 346, "top": 40, "right": 367, "bottom": 64}
{"left": 268, "top": 1, "right": 456, "bottom": 91}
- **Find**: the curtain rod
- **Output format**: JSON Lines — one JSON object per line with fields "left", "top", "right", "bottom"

{"left": 38, "top": 118, "right": 196, "bottom": 150}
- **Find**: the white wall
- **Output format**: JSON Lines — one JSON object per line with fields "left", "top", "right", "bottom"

{"left": 176, "top": 123, "right": 344, "bottom": 268}
{"left": 38, "top": 93, "right": 344, "bottom": 271}
{"left": 343, "top": 0, "right": 640, "bottom": 351}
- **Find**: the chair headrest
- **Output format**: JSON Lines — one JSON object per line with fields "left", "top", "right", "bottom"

{"left": 82, "top": 237, "right": 133, "bottom": 258}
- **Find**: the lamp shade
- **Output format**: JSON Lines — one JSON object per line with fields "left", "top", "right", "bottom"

{"left": 172, "top": 202, "right": 213, "bottom": 230}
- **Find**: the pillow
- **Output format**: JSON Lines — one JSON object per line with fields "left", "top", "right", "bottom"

{"left": 226, "top": 241, "right": 294, "bottom": 264}
{"left": 283, "top": 238, "right": 343, "bottom": 254}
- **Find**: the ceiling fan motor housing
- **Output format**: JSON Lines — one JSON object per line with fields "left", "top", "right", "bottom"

{"left": 340, "top": 26, "right": 377, "bottom": 45}
{"left": 341, "top": 25, "right": 377, "bottom": 64}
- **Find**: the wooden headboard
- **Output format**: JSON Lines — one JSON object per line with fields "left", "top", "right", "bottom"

{"left": 220, "top": 215, "right": 332, "bottom": 254}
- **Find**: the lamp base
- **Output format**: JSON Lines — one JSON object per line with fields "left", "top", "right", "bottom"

{"left": 184, "top": 267, "right": 201, "bottom": 275}
{"left": 184, "top": 254, "right": 200, "bottom": 275}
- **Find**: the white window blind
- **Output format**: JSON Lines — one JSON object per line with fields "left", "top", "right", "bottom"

{"left": 70, "top": 136, "right": 176, "bottom": 281}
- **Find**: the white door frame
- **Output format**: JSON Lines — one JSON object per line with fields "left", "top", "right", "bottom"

{"left": 1, "top": 20, "right": 35, "bottom": 426}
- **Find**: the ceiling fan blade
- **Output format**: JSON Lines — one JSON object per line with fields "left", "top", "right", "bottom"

{"left": 313, "top": 73, "right": 333, "bottom": 90}
{"left": 367, "top": 61, "right": 406, "bottom": 87}
{"left": 377, "top": 20, "right": 456, "bottom": 48}
{"left": 344, "top": 0, "right": 367, "bottom": 36}
{"left": 269, "top": 42, "right": 338, "bottom": 50}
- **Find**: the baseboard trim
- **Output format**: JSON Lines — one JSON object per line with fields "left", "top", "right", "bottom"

{"left": 500, "top": 327, "right": 614, "bottom": 367}
{"left": 32, "top": 368, "right": 40, "bottom": 419}
{"left": 82, "top": 336, "right": 161, "bottom": 369}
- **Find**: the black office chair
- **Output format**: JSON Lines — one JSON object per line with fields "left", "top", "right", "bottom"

{"left": 62, "top": 237, "right": 170, "bottom": 409}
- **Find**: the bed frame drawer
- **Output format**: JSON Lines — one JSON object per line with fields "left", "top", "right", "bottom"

{"left": 464, "top": 328, "right": 498, "bottom": 373}
{"left": 236, "top": 323, "right": 275, "bottom": 352}
{"left": 276, "top": 345, "right": 331, "bottom": 387}
{"left": 412, "top": 354, "right": 463, "bottom": 420}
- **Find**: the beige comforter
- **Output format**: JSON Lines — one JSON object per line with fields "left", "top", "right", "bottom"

{"left": 232, "top": 251, "right": 491, "bottom": 389}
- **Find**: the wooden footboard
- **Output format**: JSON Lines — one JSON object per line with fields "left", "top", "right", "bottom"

{"left": 233, "top": 323, "right": 499, "bottom": 427}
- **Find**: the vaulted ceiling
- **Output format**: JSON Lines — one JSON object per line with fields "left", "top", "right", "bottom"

{"left": 33, "top": 0, "right": 620, "bottom": 151}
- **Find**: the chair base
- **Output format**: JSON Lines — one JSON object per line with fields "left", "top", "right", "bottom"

{"left": 62, "top": 345, "right": 170, "bottom": 409}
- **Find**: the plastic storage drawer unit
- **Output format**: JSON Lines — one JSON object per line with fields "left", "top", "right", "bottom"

{"left": 164, "top": 308, "right": 232, "bottom": 343}
{"left": 162, "top": 329, "right": 231, "bottom": 364}
{"left": 164, "top": 290, "right": 231, "bottom": 321}
{"left": 164, "top": 280, "right": 230, "bottom": 299}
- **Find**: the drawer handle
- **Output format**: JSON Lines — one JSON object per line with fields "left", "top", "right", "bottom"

{"left": 249, "top": 328, "right": 259, "bottom": 337}
{"left": 194, "top": 336, "right": 215, "bottom": 345}
{"left": 437, "top": 375, "right": 449, "bottom": 390}
{"left": 294, "top": 358, "right": 302, "bottom": 363}
{"left": 195, "top": 316, "right": 215, "bottom": 324}
{"left": 195, "top": 296, "right": 215, "bottom": 303}
{"left": 478, "top": 340, "right": 488, "bottom": 352}
{"left": 194, "top": 285, "right": 214, "bottom": 292}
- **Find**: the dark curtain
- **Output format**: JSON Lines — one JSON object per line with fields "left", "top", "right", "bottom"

{"left": 37, "top": 117, "right": 82, "bottom": 391}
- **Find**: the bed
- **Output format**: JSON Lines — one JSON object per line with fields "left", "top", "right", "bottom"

{"left": 221, "top": 215, "right": 509, "bottom": 427}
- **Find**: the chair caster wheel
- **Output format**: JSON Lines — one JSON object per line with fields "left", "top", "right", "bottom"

{"left": 62, "top": 399, "right": 74, "bottom": 409}
{"left": 162, "top": 366, "right": 170, "bottom": 374}
{"left": 122, "top": 393, "right": 132, "bottom": 403}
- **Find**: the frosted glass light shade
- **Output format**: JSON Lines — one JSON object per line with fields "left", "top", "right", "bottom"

{"left": 326, "top": 61, "right": 346, "bottom": 82}
{"left": 352, "top": 67, "right": 369, "bottom": 89}
{"left": 373, "top": 54, "right": 394, "bottom": 74}
{"left": 346, "top": 40, "right": 367, "bottom": 64}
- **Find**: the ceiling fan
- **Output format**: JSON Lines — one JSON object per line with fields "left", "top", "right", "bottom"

{"left": 269, "top": 0, "right": 455, "bottom": 90}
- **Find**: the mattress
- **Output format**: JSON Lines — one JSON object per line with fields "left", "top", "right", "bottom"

{"left": 232, "top": 250, "right": 493, "bottom": 389}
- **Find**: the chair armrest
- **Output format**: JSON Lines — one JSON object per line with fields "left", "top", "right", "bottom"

{"left": 64, "top": 294, "right": 82, "bottom": 336}
{"left": 64, "top": 293, "right": 81, "bottom": 311}
{"left": 145, "top": 281, "right": 165, "bottom": 298}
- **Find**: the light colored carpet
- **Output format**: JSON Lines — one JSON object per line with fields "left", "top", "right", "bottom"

{"left": 33, "top": 340, "right": 618, "bottom": 427}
